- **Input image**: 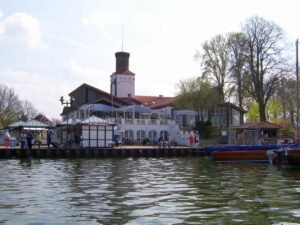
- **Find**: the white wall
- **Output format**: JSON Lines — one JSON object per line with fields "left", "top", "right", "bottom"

{"left": 111, "top": 74, "right": 135, "bottom": 98}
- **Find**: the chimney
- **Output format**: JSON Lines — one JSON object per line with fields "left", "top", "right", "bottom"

{"left": 115, "top": 52, "right": 130, "bottom": 74}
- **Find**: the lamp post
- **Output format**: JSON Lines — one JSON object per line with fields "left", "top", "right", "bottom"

{"left": 60, "top": 96, "right": 75, "bottom": 145}
{"left": 110, "top": 77, "right": 117, "bottom": 119}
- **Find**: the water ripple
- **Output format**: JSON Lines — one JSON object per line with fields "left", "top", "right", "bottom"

{"left": 1, "top": 158, "right": 300, "bottom": 224}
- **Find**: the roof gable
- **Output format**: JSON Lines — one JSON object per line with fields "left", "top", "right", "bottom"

{"left": 233, "top": 121, "right": 281, "bottom": 129}
{"left": 134, "top": 95, "right": 174, "bottom": 109}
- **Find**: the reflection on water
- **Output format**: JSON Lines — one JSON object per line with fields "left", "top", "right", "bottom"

{"left": 0, "top": 158, "right": 300, "bottom": 225}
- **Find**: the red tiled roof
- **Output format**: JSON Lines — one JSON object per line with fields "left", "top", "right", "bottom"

{"left": 233, "top": 121, "right": 281, "bottom": 129}
{"left": 134, "top": 96, "right": 174, "bottom": 109}
{"left": 33, "top": 114, "right": 52, "bottom": 125}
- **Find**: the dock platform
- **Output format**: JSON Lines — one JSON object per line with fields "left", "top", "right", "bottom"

{"left": 0, "top": 146, "right": 205, "bottom": 159}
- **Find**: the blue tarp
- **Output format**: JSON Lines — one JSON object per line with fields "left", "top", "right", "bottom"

{"left": 88, "top": 104, "right": 117, "bottom": 112}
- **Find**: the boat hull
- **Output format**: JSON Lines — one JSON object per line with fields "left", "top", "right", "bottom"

{"left": 212, "top": 150, "right": 269, "bottom": 162}
{"left": 287, "top": 149, "right": 300, "bottom": 165}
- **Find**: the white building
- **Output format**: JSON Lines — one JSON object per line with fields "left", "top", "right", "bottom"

{"left": 61, "top": 51, "right": 246, "bottom": 146}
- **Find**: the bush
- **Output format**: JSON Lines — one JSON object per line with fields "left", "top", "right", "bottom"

{"left": 196, "top": 120, "right": 213, "bottom": 139}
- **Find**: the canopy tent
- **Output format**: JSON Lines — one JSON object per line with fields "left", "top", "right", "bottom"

{"left": 79, "top": 115, "right": 111, "bottom": 125}
{"left": 7, "top": 121, "right": 26, "bottom": 128}
{"left": 61, "top": 118, "right": 81, "bottom": 125}
{"left": 60, "top": 115, "right": 114, "bottom": 148}
{"left": 8, "top": 120, "right": 50, "bottom": 129}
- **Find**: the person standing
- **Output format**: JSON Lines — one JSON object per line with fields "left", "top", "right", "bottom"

{"left": 35, "top": 131, "right": 42, "bottom": 148}
{"left": 194, "top": 134, "right": 199, "bottom": 147}
{"left": 26, "top": 130, "right": 33, "bottom": 149}
{"left": 47, "top": 130, "right": 51, "bottom": 148}
{"left": 79, "top": 133, "right": 84, "bottom": 148}
{"left": 19, "top": 131, "right": 26, "bottom": 149}
{"left": 113, "top": 133, "right": 119, "bottom": 147}
{"left": 189, "top": 133, "right": 194, "bottom": 147}
{"left": 4, "top": 130, "right": 10, "bottom": 148}
{"left": 50, "top": 130, "right": 57, "bottom": 148}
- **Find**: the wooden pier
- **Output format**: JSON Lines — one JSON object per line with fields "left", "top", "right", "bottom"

{"left": 0, "top": 146, "right": 204, "bottom": 159}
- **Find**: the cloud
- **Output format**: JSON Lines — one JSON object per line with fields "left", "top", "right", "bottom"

{"left": 43, "top": 33, "right": 94, "bottom": 50}
{"left": 0, "top": 69, "right": 69, "bottom": 119}
{"left": 83, "top": 10, "right": 119, "bottom": 30}
{"left": 0, "top": 9, "right": 3, "bottom": 18}
{"left": 0, "top": 12, "right": 44, "bottom": 49}
{"left": 64, "top": 60, "right": 110, "bottom": 91}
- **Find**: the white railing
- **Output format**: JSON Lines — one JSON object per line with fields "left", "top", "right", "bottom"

{"left": 106, "top": 118, "right": 175, "bottom": 126}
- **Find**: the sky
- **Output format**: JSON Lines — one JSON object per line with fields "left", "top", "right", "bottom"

{"left": 0, "top": 0, "right": 300, "bottom": 119}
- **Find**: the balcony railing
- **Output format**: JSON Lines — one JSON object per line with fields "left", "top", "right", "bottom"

{"left": 98, "top": 118, "right": 175, "bottom": 126}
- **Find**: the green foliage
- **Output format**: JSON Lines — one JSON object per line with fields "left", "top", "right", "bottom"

{"left": 246, "top": 99, "right": 282, "bottom": 123}
{"left": 195, "top": 120, "right": 213, "bottom": 139}
{"left": 175, "top": 77, "right": 219, "bottom": 120}
{"left": 245, "top": 101, "right": 259, "bottom": 122}
{"left": 266, "top": 99, "right": 282, "bottom": 122}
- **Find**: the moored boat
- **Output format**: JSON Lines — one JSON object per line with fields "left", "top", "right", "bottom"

{"left": 286, "top": 149, "right": 300, "bottom": 166}
{"left": 206, "top": 144, "right": 295, "bottom": 163}
{"left": 212, "top": 150, "right": 269, "bottom": 162}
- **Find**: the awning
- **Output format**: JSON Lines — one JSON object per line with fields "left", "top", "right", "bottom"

{"left": 174, "top": 110, "right": 198, "bottom": 116}
{"left": 117, "top": 105, "right": 153, "bottom": 113}
{"left": 80, "top": 103, "right": 117, "bottom": 112}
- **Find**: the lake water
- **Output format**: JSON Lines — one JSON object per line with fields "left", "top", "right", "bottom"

{"left": 0, "top": 157, "right": 300, "bottom": 225}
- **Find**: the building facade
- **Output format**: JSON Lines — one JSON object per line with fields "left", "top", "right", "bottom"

{"left": 61, "top": 51, "right": 246, "bottom": 145}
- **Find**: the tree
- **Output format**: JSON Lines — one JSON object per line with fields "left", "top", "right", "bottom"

{"left": 227, "top": 32, "right": 248, "bottom": 124}
{"left": 242, "top": 16, "right": 289, "bottom": 121}
{"left": 0, "top": 83, "right": 38, "bottom": 128}
{"left": 175, "top": 78, "right": 218, "bottom": 120}
{"left": 0, "top": 84, "right": 20, "bottom": 128}
{"left": 197, "top": 34, "right": 232, "bottom": 103}
{"left": 276, "top": 77, "right": 296, "bottom": 126}
{"left": 17, "top": 100, "right": 38, "bottom": 121}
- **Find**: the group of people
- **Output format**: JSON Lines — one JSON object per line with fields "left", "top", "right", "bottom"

{"left": 18, "top": 130, "right": 57, "bottom": 149}
{"left": 158, "top": 135, "right": 174, "bottom": 148}
{"left": 19, "top": 130, "right": 34, "bottom": 149}
{"left": 74, "top": 134, "right": 84, "bottom": 148}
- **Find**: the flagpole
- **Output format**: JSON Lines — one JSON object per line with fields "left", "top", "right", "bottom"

{"left": 296, "top": 39, "right": 299, "bottom": 146}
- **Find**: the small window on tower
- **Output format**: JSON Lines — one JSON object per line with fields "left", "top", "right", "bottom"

{"left": 128, "top": 93, "right": 132, "bottom": 98}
